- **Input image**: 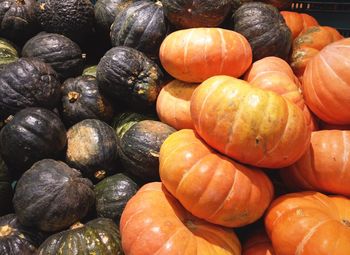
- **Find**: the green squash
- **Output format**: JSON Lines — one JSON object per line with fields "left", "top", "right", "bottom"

{"left": 0, "top": 38, "right": 18, "bottom": 70}
{"left": 37, "top": 218, "right": 123, "bottom": 255}
{"left": 118, "top": 120, "right": 175, "bottom": 182}
{"left": 0, "top": 155, "right": 12, "bottom": 216}
{"left": 13, "top": 159, "right": 95, "bottom": 232}
{"left": 94, "top": 173, "right": 138, "bottom": 222}
{"left": 82, "top": 65, "right": 97, "bottom": 77}
{"left": 0, "top": 214, "right": 45, "bottom": 255}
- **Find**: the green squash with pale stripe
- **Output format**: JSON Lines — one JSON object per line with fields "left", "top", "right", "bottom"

{"left": 0, "top": 39, "right": 18, "bottom": 70}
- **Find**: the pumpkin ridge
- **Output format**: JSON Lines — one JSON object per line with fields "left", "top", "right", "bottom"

{"left": 217, "top": 29, "right": 226, "bottom": 74}
{"left": 137, "top": 5, "right": 160, "bottom": 49}
{"left": 152, "top": 227, "right": 186, "bottom": 255}
{"left": 183, "top": 29, "right": 194, "bottom": 76}
{"left": 339, "top": 132, "right": 350, "bottom": 180}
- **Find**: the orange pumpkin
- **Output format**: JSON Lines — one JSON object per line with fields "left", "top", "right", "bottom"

{"left": 244, "top": 56, "right": 317, "bottom": 131}
{"left": 190, "top": 75, "right": 311, "bottom": 168}
{"left": 280, "top": 11, "right": 319, "bottom": 40}
{"left": 281, "top": 130, "right": 350, "bottom": 196}
{"left": 159, "top": 129, "right": 274, "bottom": 227}
{"left": 265, "top": 191, "right": 350, "bottom": 255}
{"left": 291, "top": 26, "right": 343, "bottom": 78}
{"left": 243, "top": 230, "right": 275, "bottom": 255}
{"left": 156, "top": 80, "right": 197, "bottom": 130}
{"left": 120, "top": 182, "right": 242, "bottom": 255}
{"left": 159, "top": 28, "right": 252, "bottom": 83}
{"left": 302, "top": 38, "right": 350, "bottom": 124}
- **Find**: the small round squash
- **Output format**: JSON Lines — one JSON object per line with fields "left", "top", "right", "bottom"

{"left": 37, "top": 218, "right": 123, "bottom": 255}
{"left": 190, "top": 75, "right": 311, "bottom": 168}
{"left": 22, "top": 32, "right": 85, "bottom": 80}
{"left": 0, "top": 214, "right": 45, "bottom": 255}
{"left": 0, "top": 107, "right": 66, "bottom": 178}
{"left": 61, "top": 76, "right": 114, "bottom": 126}
{"left": 13, "top": 159, "right": 95, "bottom": 232}
{"left": 234, "top": 2, "right": 292, "bottom": 61}
{"left": 66, "top": 119, "right": 119, "bottom": 181}
{"left": 159, "top": 28, "right": 252, "bottom": 83}
{"left": 0, "top": 58, "right": 61, "bottom": 119}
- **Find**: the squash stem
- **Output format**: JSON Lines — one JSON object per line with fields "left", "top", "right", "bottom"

{"left": 68, "top": 91, "right": 80, "bottom": 103}
{"left": 95, "top": 170, "right": 106, "bottom": 180}
{"left": 0, "top": 225, "right": 12, "bottom": 237}
{"left": 342, "top": 219, "right": 350, "bottom": 227}
{"left": 70, "top": 222, "right": 84, "bottom": 230}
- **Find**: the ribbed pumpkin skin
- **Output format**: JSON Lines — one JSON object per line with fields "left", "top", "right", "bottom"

{"left": 281, "top": 130, "right": 350, "bottom": 196}
{"left": 280, "top": 11, "right": 319, "bottom": 40}
{"left": 37, "top": 218, "right": 123, "bottom": 255}
{"left": 162, "top": 0, "right": 231, "bottom": 28}
{"left": 265, "top": 192, "right": 350, "bottom": 255}
{"left": 291, "top": 26, "right": 343, "bottom": 79}
{"left": 302, "top": 38, "right": 350, "bottom": 124}
{"left": 190, "top": 75, "right": 311, "bottom": 168}
{"left": 159, "top": 28, "right": 252, "bottom": 83}
{"left": 110, "top": 0, "right": 167, "bottom": 58}
{"left": 242, "top": 230, "right": 275, "bottom": 255}
{"left": 0, "top": 214, "right": 45, "bottom": 255}
{"left": 160, "top": 129, "right": 274, "bottom": 227}
{"left": 156, "top": 80, "right": 197, "bottom": 130}
{"left": 120, "top": 182, "right": 242, "bottom": 255}
{"left": 244, "top": 56, "right": 317, "bottom": 131}
{"left": 234, "top": 2, "right": 292, "bottom": 61}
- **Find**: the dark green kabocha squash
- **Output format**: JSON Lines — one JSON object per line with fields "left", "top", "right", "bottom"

{"left": 13, "top": 159, "right": 95, "bottom": 232}
{"left": 110, "top": 0, "right": 167, "bottom": 58}
{"left": 0, "top": 155, "right": 12, "bottom": 216}
{"left": 0, "top": 0, "right": 38, "bottom": 43}
{"left": 34, "top": 0, "right": 94, "bottom": 42}
{"left": 118, "top": 120, "right": 175, "bottom": 182}
{"left": 22, "top": 32, "right": 85, "bottom": 80}
{"left": 233, "top": 2, "right": 292, "bottom": 61}
{"left": 94, "top": 173, "right": 138, "bottom": 222}
{"left": 96, "top": 46, "right": 164, "bottom": 111}
{"left": 0, "top": 214, "right": 46, "bottom": 255}
{"left": 94, "top": 0, "right": 138, "bottom": 34}
{"left": 82, "top": 65, "right": 97, "bottom": 77}
{"left": 37, "top": 218, "right": 123, "bottom": 255}
{"left": 0, "top": 38, "right": 18, "bottom": 70}
{"left": 66, "top": 119, "right": 119, "bottom": 182}
{"left": 162, "top": 0, "right": 232, "bottom": 28}
{"left": 0, "top": 107, "right": 66, "bottom": 179}
{"left": 61, "top": 76, "right": 114, "bottom": 127}
{"left": 0, "top": 58, "right": 61, "bottom": 119}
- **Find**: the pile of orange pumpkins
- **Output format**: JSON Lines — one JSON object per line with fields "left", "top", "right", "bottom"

{"left": 121, "top": 7, "right": 350, "bottom": 255}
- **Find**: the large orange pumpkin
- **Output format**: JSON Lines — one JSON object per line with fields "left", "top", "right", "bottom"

{"left": 190, "top": 75, "right": 311, "bottom": 168}
{"left": 244, "top": 56, "right": 317, "bottom": 131}
{"left": 159, "top": 129, "right": 274, "bottom": 227}
{"left": 281, "top": 130, "right": 350, "bottom": 196}
{"left": 302, "top": 38, "right": 350, "bottom": 124}
{"left": 159, "top": 28, "right": 252, "bottom": 83}
{"left": 280, "top": 11, "right": 319, "bottom": 40}
{"left": 291, "top": 26, "right": 343, "bottom": 79}
{"left": 156, "top": 80, "right": 197, "bottom": 130}
{"left": 120, "top": 182, "right": 242, "bottom": 255}
{"left": 243, "top": 230, "right": 275, "bottom": 255}
{"left": 265, "top": 191, "right": 350, "bottom": 255}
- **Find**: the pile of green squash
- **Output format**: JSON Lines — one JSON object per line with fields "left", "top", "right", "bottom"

{"left": 1, "top": 0, "right": 348, "bottom": 254}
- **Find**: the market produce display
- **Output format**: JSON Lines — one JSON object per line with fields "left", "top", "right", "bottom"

{"left": 0, "top": 0, "right": 349, "bottom": 254}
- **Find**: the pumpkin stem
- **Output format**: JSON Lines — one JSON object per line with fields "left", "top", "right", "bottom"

{"left": 342, "top": 219, "right": 350, "bottom": 227}
{"left": 4, "top": 115, "right": 13, "bottom": 124}
{"left": 0, "top": 225, "right": 13, "bottom": 237}
{"left": 68, "top": 91, "right": 80, "bottom": 103}
{"left": 155, "top": 1, "right": 162, "bottom": 6}
{"left": 94, "top": 170, "right": 106, "bottom": 180}
{"left": 70, "top": 222, "right": 84, "bottom": 230}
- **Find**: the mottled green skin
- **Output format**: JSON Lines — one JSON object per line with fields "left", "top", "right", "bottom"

{"left": 234, "top": 2, "right": 292, "bottom": 61}
{"left": 22, "top": 32, "right": 84, "bottom": 80}
{"left": 110, "top": 0, "right": 167, "bottom": 58}
{"left": 35, "top": 0, "right": 94, "bottom": 42}
{"left": 82, "top": 65, "right": 97, "bottom": 77}
{"left": 94, "top": 173, "right": 138, "bottom": 222}
{"left": 13, "top": 159, "right": 95, "bottom": 232}
{"left": 0, "top": 214, "right": 46, "bottom": 255}
{"left": 0, "top": 155, "right": 12, "bottom": 216}
{"left": 119, "top": 120, "right": 175, "bottom": 181}
{"left": 37, "top": 218, "right": 123, "bottom": 255}
{"left": 96, "top": 46, "right": 164, "bottom": 110}
{"left": 162, "top": 0, "right": 232, "bottom": 28}
{"left": 0, "top": 38, "right": 18, "bottom": 70}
